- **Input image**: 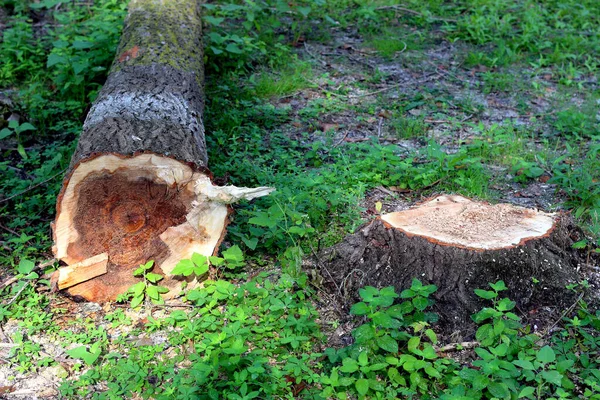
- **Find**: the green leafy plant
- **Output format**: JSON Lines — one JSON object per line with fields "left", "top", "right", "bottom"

{"left": 321, "top": 280, "right": 450, "bottom": 399}
{"left": 117, "top": 260, "right": 168, "bottom": 308}
{"left": 66, "top": 342, "right": 102, "bottom": 366}
{"left": 171, "top": 245, "right": 246, "bottom": 281}
{"left": 0, "top": 120, "right": 36, "bottom": 158}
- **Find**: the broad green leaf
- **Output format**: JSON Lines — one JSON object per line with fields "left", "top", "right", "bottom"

{"left": 472, "top": 374, "right": 489, "bottom": 390}
{"left": 372, "top": 311, "right": 396, "bottom": 328}
{"left": 47, "top": 53, "right": 67, "bottom": 67}
{"left": 474, "top": 289, "right": 496, "bottom": 299}
{"left": 171, "top": 259, "right": 195, "bottom": 276}
{"left": 387, "top": 304, "right": 408, "bottom": 319}
{"left": 17, "top": 259, "right": 35, "bottom": 274}
{"left": 142, "top": 260, "right": 154, "bottom": 270}
{"left": 355, "top": 378, "right": 369, "bottom": 396}
{"left": 491, "top": 343, "right": 508, "bottom": 357}
{"left": 204, "top": 16, "right": 224, "bottom": 26}
{"left": 130, "top": 294, "right": 144, "bottom": 308}
{"left": 489, "top": 281, "right": 507, "bottom": 292}
{"left": 556, "top": 359, "right": 574, "bottom": 373}
{"left": 421, "top": 344, "right": 437, "bottom": 360}
{"left": 242, "top": 236, "right": 258, "bottom": 250}
{"left": 17, "top": 144, "right": 27, "bottom": 159}
{"left": 0, "top": 128, "right": 12, "bottom": 140}
{"left": 412, "top": 296, "right": 429, "bottom": 311}
{"left": 145, "top": 273, "right": 163, "bottom": 283}
{"left": 17, "top": 122, "right": 35, "bottom": 132}
{"left": 475, "top": 323, "right": 493, "bottom": 343}
{"left": 513, "top": 359, "right": 535, "bottom": 370}
{"left": 425, "top": 366, "right": 441, "bottom": 378}
{"left": 146, "top": 285, "right": 160, "bottom": 300}
{"left": 358, "top": 286, "right": 378, "bottom": 302}
{"left": 540, "top": 370, "right": 562, "bottom": 386}
{"left": 66, "top": 343, "right": 101, "bottom": 365}
{"left": 350, "top": 302, "right": 369, "bottom": 316}
{"left": 425, "top": 329, "right": 437, "bottom": 344}
{"left": 377, "top": 335, "right": 398, "bottom": 353}
{"left": 297, "top": 6, "right": 312, "bottom": 17}
{"left": 248, "top": 213, "right": 277, "bottom": 228}
{"left": 131, "top": 281, "right": 145, "bottom": 296}
{"left": 518, "top": 386, "right": 535, "bottom": 398}
{"left": 407, "top": 336, "right": 420, "bottom": 353}
{"left": 358, "top": 351, "right": 368, "bottom": 366}
{"left": 488, "top": 382, "right": 510, "bottom": 399}
{"left": 497, "top": 298, "right": 516, "bottom": 311}
{"left": 72, "top": 40, "right": 93, "bottom": 49}
{"left": 537, "top": 346, "right": 556, "bottom": 364}
{"left": 472, "top": 307, "right": 500, "bottom": 323}
{"left": 223, "top": 245, "right": 244, "bottom": 263}
{"left": 474, "top": 347, "right": 494, "bottom": 361}
{"left": 339, "top": 358, "right": 358, "bottom": 373}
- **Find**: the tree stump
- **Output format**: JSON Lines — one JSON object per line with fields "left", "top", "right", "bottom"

{"left": 52, "top": 0, "right": 272, "bottom": 302}
{"left": 322, "top": 195, "right": 583, "bottom": 334}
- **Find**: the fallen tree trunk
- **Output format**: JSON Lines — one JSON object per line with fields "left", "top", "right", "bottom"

{"left": 52, "top": 0, "right": 271, "bottom": 302}
{"left": 322, "top": 195, "right": 583, "bottom": 335}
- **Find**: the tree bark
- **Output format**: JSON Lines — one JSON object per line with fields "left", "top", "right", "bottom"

{"left": 321, "top": 195, "right": 584, "bottom": 336}
{"left": 52, "top": 0, "right": 271, "bottom": 302}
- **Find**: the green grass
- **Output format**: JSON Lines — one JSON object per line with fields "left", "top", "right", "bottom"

{"left": 250, "top": 59, "right": 313, "bottom": 98}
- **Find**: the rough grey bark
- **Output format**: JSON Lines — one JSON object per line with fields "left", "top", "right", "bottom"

{"left": 321, "top": 217, "right": 584, "bottom": 336}
{"left": 67, "top": 0, "right": 206, "bottom": 171}
{"left": 72, "top": 65, "right": 206, "bottom": 168}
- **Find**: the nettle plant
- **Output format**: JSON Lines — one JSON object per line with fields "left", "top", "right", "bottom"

{"left": 321, "top": 280, "right": 454, "bottom": 399}
{"left": 171, "top": 245, "right": 245, "bottom": 279}
{"left": 117, "top": 260, "right": 168, "bottom": 308}
{"left": 443, "top": 281, "right": 600, "bottom": 400}
{"left": 59, "top": 272, "right": 324, "bottom": 399}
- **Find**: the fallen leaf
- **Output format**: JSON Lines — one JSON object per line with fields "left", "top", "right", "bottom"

{"left": 0, "top": 386, "right": 15, "bottom": 395}
{"left": 319, "top": 122, "right": 339, "bottom": 132}
{"left": 375, "top": 201, "right": 383, "bottom": 213}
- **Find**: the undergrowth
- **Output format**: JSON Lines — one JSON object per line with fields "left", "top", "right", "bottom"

{"left": 0, "top": 0, "right": 599, "bottom": 398}
{"left": 52, "top": 278, "right": 600, "bottom": 399}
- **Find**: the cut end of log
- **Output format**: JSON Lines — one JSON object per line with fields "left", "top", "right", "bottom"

{"left": 380, "top": 195, "right": 556, "bottom": 250}
{"left": 53, "top": 153, "right": 273, "bottom": 302}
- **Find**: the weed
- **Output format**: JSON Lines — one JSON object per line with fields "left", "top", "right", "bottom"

{"left": 116, "top": 261, "right": 169, "bottom": 308}
{"left": 249, "top": 59, "right": 313, "bottom": 98}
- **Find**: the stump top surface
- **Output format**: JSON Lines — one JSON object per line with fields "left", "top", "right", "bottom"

{"left": 381, "top": 195, "right": 555, "bottom": 250}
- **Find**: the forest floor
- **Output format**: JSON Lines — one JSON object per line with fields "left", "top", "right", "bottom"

{"left": 1, "top": 1, "right": 599, "bottom": 399}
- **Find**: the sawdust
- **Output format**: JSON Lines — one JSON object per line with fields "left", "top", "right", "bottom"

{"left": 382, "top": 195, "right": 556, "bottom": 250}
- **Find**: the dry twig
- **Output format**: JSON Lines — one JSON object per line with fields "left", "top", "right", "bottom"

{"left": 435, "top": 341, "right": 480, "bottom": 352}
